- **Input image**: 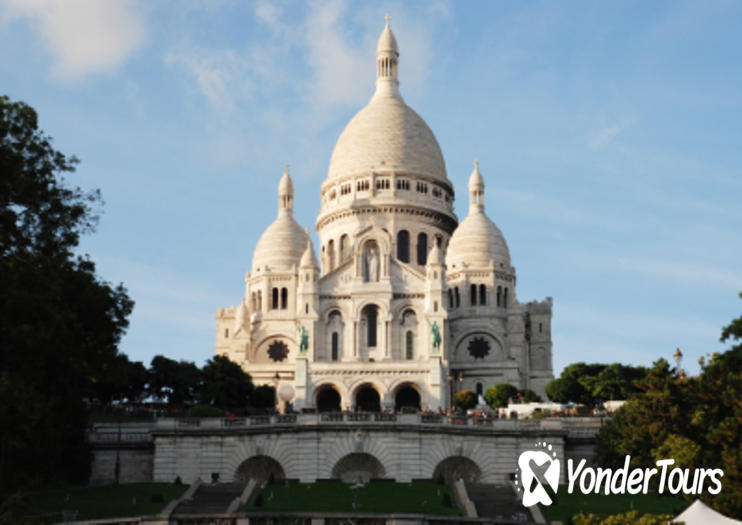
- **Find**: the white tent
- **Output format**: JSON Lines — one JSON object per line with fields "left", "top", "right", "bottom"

{"left": 674, "top": 500, "right": 742, "bottom": 525}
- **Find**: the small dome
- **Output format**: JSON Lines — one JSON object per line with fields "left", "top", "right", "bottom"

{"left": 299, "top": 235, "right": 319, "bottom": 268}
{"left": 446, "top": 211, "right": 510, "bottom": 269}
{"left": 252, "top": 215, "right": 308, "bottom": 272}
{"left": 377, "top": 17, "right": 398, "bottom": 55}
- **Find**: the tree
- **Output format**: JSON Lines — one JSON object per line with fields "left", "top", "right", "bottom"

{"left": 200, "top": 355, "right": 254, "bottom": 412}
{"left": 252, "top": 385, "right": 277, "bottom": 411}
{"left": 148, "top": 355, "right": 201, "bottom": 406}
{"left": 519, "top": 388, "right": 541, "bottom": 403}
{"left": 545, "top": 362, "right": 647, "bottom": 405}
{"left": 453, "top": 390, "right": 476, "bottom": 410}
{"left": 595, "top": 294, "right": 742, "bottom": 518}
{"left": 0, "top": 96, "right": 133, "bottom": 495}
{"left": 484, "top": 383, "right": 518, "bottom": 408}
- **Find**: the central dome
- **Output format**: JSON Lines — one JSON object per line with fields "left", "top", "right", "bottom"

{"left": 324, "top": 18, "right": 450, "bottom": 190}
{"left": 326, "top": 93, "right": 449, "bottom": 185}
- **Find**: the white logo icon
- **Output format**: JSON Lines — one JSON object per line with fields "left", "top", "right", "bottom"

{"left": 517, "top": 442, "right": 560, "bottom": 507}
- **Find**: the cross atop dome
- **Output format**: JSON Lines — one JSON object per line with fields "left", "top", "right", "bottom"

{"left": 376, "top": 15, "right": 399, "bottom": 86}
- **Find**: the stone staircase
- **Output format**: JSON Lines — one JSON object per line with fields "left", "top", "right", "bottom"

{"left": 465, "top": 483, "right": 532, "bottom": 522}
{"left": 173, "top": 482, "right": 246, "bottom": 514}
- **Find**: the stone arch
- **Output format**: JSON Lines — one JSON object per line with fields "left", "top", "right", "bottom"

{"left": 332, "top": 453, "right": 386, "bottom": 483}
{"left": 252, "top": 334, "right": 295, "bottom": 364}
{"left": 352, "top": 382, "right": 383, "bottom": 412}
{"left": 432, "top": 456, "right": 482, "bottom": 484}
{"left": 393, "top": 382, "right": 422, "bottom": 412}
{"left": 235, "top": 455, "right": 285, "bottom": 483}
{"left": 315, "top": 384, "right": 342, "bottom": 413}
{"left": 453, "top": 331, "right": 505, "bottom": 362}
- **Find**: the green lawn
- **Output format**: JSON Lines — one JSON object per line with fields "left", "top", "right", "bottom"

{"left": 8, "top": 482, "right": 186, "bottom": 523}
{"left": 244, "top": 481, "right": 459, "bottom": 515}
{"left": 542, "top": 486, "right": 688, "bottom": 522}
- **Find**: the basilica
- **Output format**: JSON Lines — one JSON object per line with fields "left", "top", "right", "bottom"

{"left": 214, "top": 19, "right": 554, "bottom": 412}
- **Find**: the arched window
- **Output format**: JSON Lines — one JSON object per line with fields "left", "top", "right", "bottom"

{"left": 257, "top": 290, "right": 262, "bottom": 311}
{"left": 476, "top": 382, "right": 483, "bottom": 397}
{"left": 327, "top": 239, "right": 335, "bottom": 271}
{"left": 397, "top": 230, "right": 410, "bottom": 263}
{"left": 225, "top": 328, "right": 229, "bottom": 338}
{"left": 305, "top": 303, "right": 309, "bottom": 314}
{"left": 340, "top": 234, "right": 349, "bottom": 262}
{"left": 417, "top": 233, "right": 428, "bottom": 265}
{"left": 405, "top": 331, "right": 414, "bottom": 360}
{"left": 280, "top": 287, "right": 288, "bottom": 309}
{"left": 251, "top": 292, "right": 256, "bottom": 311}
{"left": 539, "top": 322, "right": 543, "bottom": 334}
{"left": 435, "top": 234, "right": 442, "bottom": 247}
{"left": 479, "top": 284, "right": 486, "bottom": 306}
{"left": 455, "top": 287, "right": 460, "bottom": 308}
{"left": 272, "top": 287, "right": 279, "bottom": 310}
{"left": 448, "top": 289, "right": 454, "bottom": 309}
{"left": 503, "top": 287, "right": 509, "bottom": 308}
{"left": 497, "top": 286, "right": 502, "bottom": 307}
{"left": 363, "top": 305, "right": 378, "bottom": 347}
{"left": 331, "top": 332, "right": 339, "bottom": 361}
{"left": 434, "top": 301, "right": 438, "bottom": 312}
{"left": 470, "top": 284, "right": 477, "bottom": 306}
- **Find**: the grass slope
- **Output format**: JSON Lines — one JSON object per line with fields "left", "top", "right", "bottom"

{"left": 245, "top": 481, "right": 459, "bottom": 515}
{"left": 14, "top": 483, "right": 186, "bottom": 522}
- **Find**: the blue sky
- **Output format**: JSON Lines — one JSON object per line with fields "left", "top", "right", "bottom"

{"left": 2, "top": 0, "right": 740, "bottom": 376}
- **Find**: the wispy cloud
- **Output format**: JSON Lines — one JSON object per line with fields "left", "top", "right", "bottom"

{"left": 165, "top": 49, "right": 251, "bottom": 112}
{"left": 0, "top": 0, "right": 145, "bottom": 80}
{"left": 587, "top": 118, "right": 635, "bottom": 149}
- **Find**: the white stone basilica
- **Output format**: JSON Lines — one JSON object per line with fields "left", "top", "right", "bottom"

{"left": 215, "top": 19, "right": 554, "bottom": 412}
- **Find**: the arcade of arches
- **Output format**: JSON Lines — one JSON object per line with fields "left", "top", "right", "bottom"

{"left": 313, "top": 383, "right": 424, "bottom": 412}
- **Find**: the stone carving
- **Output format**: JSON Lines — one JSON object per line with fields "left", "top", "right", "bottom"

{"left": 296, "top": 323, "right": 309, "bottom": 355}
{"left": 267, "top": 340, "right": 289, "bottom": 362}
{"left": 364, "top": 244, "right": 379, "bottom": 282}
{"left": 468, "top": 337, "right": 490, "bottom": 359}
{"left": 431, "top": 321, "right": 441, "bottom": 354}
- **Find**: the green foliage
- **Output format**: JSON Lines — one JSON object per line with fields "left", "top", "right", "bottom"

{"left": 199, "top": 355, "right": 254, "bottom": 411}
{"left": 147, "top": 355, "right": 201, "bottom": 406}
{"left": 252, "top": 385, "right": 277, "bottom": 410}
{"left": 0, "top": 96, "right": 133, "bottom": 495}
{"left": 545, "top": 362, "right": 647, "bottom": 405}
{"left": 185, "top": 404, "right": 224, "bottom": 417}
{"left": 520, "top": 388, "right": 541, "bottom": 402}
{"left": 453, "top": 390, "right": 476, "bottom": 410}
{"left": 572, "top": 511, "right": 678, "bottom": 525}
{"left": 596, "top": 293, "right": 742, "bottom": 518}
{"left": 484, "top": 383, "right": 518, "bottom": 408}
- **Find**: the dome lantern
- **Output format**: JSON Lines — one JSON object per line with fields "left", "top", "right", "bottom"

{"left": 468, "top": 159, "right": 485, "bottom": 214}
{"left": 278, "top": 164, "right": 294, "bottom": 215}
{"left": 376, "top": 15, "right": 399, "bottom": 87}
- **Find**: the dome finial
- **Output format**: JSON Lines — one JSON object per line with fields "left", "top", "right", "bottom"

{"left": 278, "top": 164, "right": 294, "bottom": 215}
{"left": 468, "top": 159, "right": 485, "bottom": 213}
{"left": 376, "top": 14, "right": 399, "bottom": 93}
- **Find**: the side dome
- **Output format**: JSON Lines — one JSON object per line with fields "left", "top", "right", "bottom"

{"left": 252, "top": 167, "right": 309, "bottom": 272}
{"left": 446, "top": 161, "right": 511, "bottom": 269}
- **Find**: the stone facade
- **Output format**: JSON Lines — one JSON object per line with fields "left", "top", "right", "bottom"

{"left": 214, "top": 19, "right": 554, "bottom": 411}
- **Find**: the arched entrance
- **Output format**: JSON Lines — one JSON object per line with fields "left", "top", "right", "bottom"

{"left": 433, "top": 456, "right": 482, "bottom": 484}
{"left": 355, "top": 384, "right": 381, "bottom": 412}
{"left": 316, "top": 386, "right": 341, "bottom": 413}
{"left": 235, "top": 455, "right": 285, "bottom": 483}
{"left": 332, "top": 453, "right": 385, "bottom": 483}
{"left": 394, "top": 384, "right": 421, "bottom": 412}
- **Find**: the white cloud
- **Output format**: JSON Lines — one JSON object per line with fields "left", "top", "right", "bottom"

{"left": 165, "top": 49, "right": 251, "bottom": 112}
{"left": 587, "top": 118, "right": 635, "bottom": 149}
{"left": 0, "top": 0, "right": 145, "bottom": 80}
{"left": 253, "top": 0, "right": 282, "bottom": 27}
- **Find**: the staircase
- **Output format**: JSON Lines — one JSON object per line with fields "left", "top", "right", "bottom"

{"left": 173, "top": 482, "right": 246, "bottom": 514}
{"left": 465, "top": 483, "right": 531, "bottom": 522}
